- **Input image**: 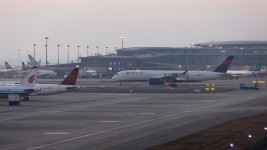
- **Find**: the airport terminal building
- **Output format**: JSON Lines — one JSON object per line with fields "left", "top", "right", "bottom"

{"left": 80, "top": 41, "right": 267, "bottom": 74}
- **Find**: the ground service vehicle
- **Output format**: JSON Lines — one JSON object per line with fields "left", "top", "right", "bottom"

{"left": 240, "top": 83, "right": 259, "bottom": 90}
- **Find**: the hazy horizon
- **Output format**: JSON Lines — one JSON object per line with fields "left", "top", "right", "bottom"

{"left": 1, "top": 0, "right": 267, "bottom": 67}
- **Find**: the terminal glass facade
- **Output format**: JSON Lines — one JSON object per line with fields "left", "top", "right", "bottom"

{"left": 80, "top": 41, "right": 267, "bottom": 73}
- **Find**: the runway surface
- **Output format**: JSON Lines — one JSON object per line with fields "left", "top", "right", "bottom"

{"left": 0, "top": 78, "right": 266, "bottom": 150}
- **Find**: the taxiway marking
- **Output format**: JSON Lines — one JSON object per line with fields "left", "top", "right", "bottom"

{"left": 98, "top": 121, "right": 121, "bottom": 123}
{"left": 140, "top": 113, "right": 156, "bottom": 115}
{"left": 43, "top": 132, "right": 70, "bottom": 135}
{"left": 26, "top": 93, "right": 266, "bottom": 150}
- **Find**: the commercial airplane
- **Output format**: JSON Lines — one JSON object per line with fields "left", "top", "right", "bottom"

{"left": 4, "top": 62, "right": 20, "bottom": 72}
{"left": 79, "top": 69, "right": 99, "bottom": 78}
{"left": 0, "top": 67, "right": 80, "bottom": 100}
{"left": 28, "top": 54, "right": 41, "bottom": 67}
{"left": 112, "top": 56, "right": 234, "bottom": 86}
{"left": 0, "top": 62, "right": 21, "bottom": 78}
{"left": 226, "top": 63, "right": 262, "bottom": 79}
{"left": 0, "top": 67, "right": 39, "bottom": 106}
{"left": 5, "top": 62, "right": 12, "bottom": 69}
{"left": 25, "top": 55, "right": 57, "bottom": 78}
{"left": 29, "top": 67, "right": 80, "bottom": 97}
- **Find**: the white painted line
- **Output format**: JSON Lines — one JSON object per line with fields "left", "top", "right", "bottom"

{"left": 26, "top": 114, "right": 177, "bottom": 150}
{"left": 98, "top": 121, "right": 121, "bottom": 123}
{"left": 43, "top": 132, "right": 70, "bottom": 135}
{"left": 184, "top": 97, "right": 249, "bottom": 113}
{"left": 16, "top": 93, "right": 267, "bottom": 150}
{"left": 116, "top": 94, "right": 128, "bottom": 96}
{"left": 140, "top": 113, "right": 156, "bottom": 115}
{"left": 178, "top": 105, "right": 194, "bottom": 107}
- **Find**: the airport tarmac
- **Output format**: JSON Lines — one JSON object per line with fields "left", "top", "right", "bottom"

{"left": 0, "top": 77, "right": 266, "bottom": 150}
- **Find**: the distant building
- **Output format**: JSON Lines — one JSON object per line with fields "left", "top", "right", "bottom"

{"left": 80, "top": 41, "right": 267, "bottom": 73}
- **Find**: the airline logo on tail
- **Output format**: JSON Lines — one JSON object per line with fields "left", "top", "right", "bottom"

{"left": 28, "top": 75, "right": 36, "bottom": 83}
{"left": 249, "top": 63, "right": 262, "bottom": 72}
{"left": 213, "top": 56, "right": 234, "bottom": 73}
{"left": 19, "top": 66, "right": 38, "bottom": 88}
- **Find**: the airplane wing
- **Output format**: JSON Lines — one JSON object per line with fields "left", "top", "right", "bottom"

{"left": 160, "top": 70, "right": 188, "bottom": 81}
{"left": 149, "top": 70, "right": 188, "bottom": 87}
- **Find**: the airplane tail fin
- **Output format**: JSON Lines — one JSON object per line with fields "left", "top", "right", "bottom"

{"left": 249, "top": 63, "right": 262, "bottom": 71}
{"left": 5, "top": 62, "right": 12, "bottom": 69}
{"left": 60, "top": 67, "right": 79, "bottom": 85}
{"left": 19, "top": 66, "right": 38, "bottom": 88}
{"left": 28, "top": 55, "right": 39, "bottom": 66}
{"left": 22, "top": 62, "right": 28, "bottom": 71}
{"left": 213, "top": 56, "right": 234, "bottom": 73}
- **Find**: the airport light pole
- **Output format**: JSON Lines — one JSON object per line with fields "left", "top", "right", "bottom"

{"left": 121, "top": 37, "right": 125, "bottom": 49}
{"left": 77, "top": 45, "right": 80, "bottom": 63}
{"left": 114, "top": 46, "right": 117, "bottom": 54}
{"left": 57, "top": 45, "right": 60, "bottom": 65}
{"left": 67, "top": 45, "right": 70, "bottom": 64}
{"left": 106, "top": 46, "right": 108, "bottom": 55}
{"left": 18, "top": 50, "right": 21, "bottom": 66}
{"left": 96, "top": 46, "right": 99, "bottom": 56}
{"left": 240, "top": 47, "right": 243, "bottom": 66}
{"left": 26, "top": 50, "right": 29, "bottom": 64}
{"left": 33, "top": 44, "right": 36, "bottom": 60}
{"left": 45, "top": 37, "right": 49, "bottom": 66}
{"left": 87, "top": 46, "right": 89, "bottom": 57}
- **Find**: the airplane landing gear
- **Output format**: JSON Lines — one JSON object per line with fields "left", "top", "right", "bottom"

{"left": 9, "top": 101, "right": 20, "bottom": 106}
{"left": 167, "top": 83, "right": 178, "bottom": 87}
{"left": 23, "top": 96, "right": 30, "bottom": 101}
{"left": 8, "top": 94, "right": 21, "bottom": 106}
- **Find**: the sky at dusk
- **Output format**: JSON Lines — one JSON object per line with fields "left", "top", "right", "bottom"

{"left": 0, "top": 0, "right": 266, "bottom": 67}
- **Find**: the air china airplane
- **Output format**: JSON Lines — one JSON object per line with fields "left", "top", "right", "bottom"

{"left": 0, "top": 67, "right": 80, "bottom": 101}
{"left": 112, "top": 56, "right": 234, "bottom": 86}
{"left": 29, "top": 67, "right": 80, "bottom": 97}
{"left": 0, "top": 67, "right": 39, "bottom": 106}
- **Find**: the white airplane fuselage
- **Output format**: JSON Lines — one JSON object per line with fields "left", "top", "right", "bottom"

{"left": 112, "top": 70, "right": 224, "bottom": 82}
{"left": 226, "top": 70, "right": 259, "bottom": 77}
{"left": 30, "top": 84, "right": 80, "bottom": 95}
{"left": 0, "top": 82, "right": 79, "bottom": 96}
{"left": 0, "top": 86, "right": 33, "bottom": 94}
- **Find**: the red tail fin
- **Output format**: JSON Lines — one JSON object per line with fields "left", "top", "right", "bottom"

{"left": 60, "top": 67, "right": 79, "bottom": 85}
{"left": 213, "top": 56, "right": 234, "bottom": 73}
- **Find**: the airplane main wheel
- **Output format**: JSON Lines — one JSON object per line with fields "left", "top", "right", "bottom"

{"left": 167, "top": 83, "right": 177, "bottom": 87}
{"left": 15, "top": 101, "right": 20, "bottom": 106}
{"left": 23, "top": 97, "right": 30, "bottom": 101}
{"left": 8, "top": 101, "right": 20, "bottom": 106}
{"left": 9, "top": 101, "right": 13, "bottom": 106}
